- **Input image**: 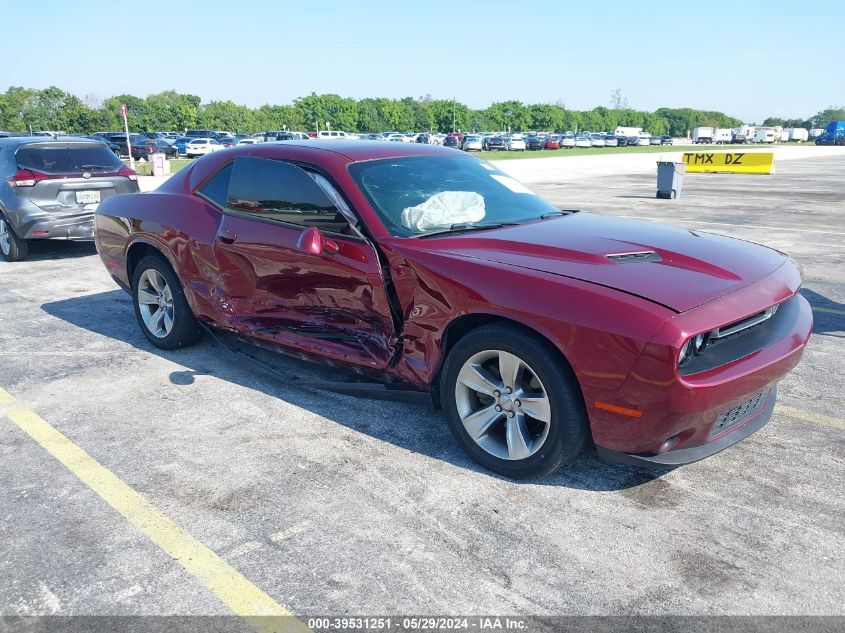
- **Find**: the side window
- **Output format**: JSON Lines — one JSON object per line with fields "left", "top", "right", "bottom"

{"left": 197, "top": 163, "right": 233, "bottom": 208}
{"left": 227, "top": 156, "right": 348, "bottom": 233}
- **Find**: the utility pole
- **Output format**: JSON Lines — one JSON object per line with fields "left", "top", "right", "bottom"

{"left": 452, "top": 97, "right": 456, "bottom": 133}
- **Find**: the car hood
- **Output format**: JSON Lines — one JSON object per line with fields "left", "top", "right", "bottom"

{"left": 409, "top": 212, "right": 787, "bottom": 312}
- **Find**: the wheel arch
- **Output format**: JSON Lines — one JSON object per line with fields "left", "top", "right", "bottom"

{"left": 126, "top": 237, "right": 177, "bottom": 284}
{"left": 431, "top": 312, "right": 583, "bottom": 409}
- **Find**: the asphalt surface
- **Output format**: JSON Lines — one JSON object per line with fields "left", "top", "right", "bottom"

{"left": 0, "top": 154, "right": 842, "bottom": 623}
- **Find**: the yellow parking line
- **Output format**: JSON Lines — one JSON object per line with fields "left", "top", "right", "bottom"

{"left": 775, "top": 404, "right": 845, "bottom": 430}
{"left": 4, "top": 405, "right": 307, "bottom": 633}
{"left": 812, "top": 305, "right": 845, "bottom": 316}
{"left": 0, "top": 387, "right": 13, "bottom": 404}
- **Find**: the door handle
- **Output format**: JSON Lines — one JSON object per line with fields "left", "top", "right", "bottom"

{"left": 217, "top": 230, "right": 237, "bottom": 244}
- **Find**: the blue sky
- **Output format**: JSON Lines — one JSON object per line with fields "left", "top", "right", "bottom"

{"left": 5, "top": 0, "right": 843, "bottom": 122}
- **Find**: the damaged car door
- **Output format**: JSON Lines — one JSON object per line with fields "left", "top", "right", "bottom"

{"left": 211, "top": 156, "right": 397, "bottom": 369}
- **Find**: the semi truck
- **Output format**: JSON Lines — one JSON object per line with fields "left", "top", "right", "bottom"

{"left": 814, "top": 120, "right": 845, "bottom": 145}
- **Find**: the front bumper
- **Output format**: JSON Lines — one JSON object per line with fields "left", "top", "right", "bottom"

{"left": 585, "top": 272, "right": 811, "bottom": 465}
{"left": 597, "top": 386, "right": 776, "bottom": 466}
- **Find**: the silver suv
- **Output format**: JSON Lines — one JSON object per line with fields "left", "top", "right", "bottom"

{"left": 0, "top": 136, "right": 140, "bottom": 261}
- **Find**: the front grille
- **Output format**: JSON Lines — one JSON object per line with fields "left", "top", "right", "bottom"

{"left": 709, "top": 391, "right": 767, "bottom": 437}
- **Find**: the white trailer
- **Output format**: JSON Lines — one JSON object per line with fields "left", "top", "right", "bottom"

{"left": 614, "top": 126, "right": 643, "bottom": 137}
{"left": 785, "top": 128, "right": 809, "bottom": 142}
{"left": 732, "top": 125, "right": 755, "bottom": 144}
{"left": 754, "top": 128, "right": 776, "bottom": 143}
{"left": 692, "top": 127, "right": 714, "bottom": 143}
{"left": 712, "top": 128, "right": 732, "bottom": 144}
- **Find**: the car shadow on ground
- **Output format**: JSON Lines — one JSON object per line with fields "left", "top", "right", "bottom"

{"left": 41, "top": 290, "right": 670, "bottom": 492}
{"left": 18, "top": 240, "right": 97, "bottom": 262}
{"left": 801, "top": 288, "right": 845, "bottom": 337}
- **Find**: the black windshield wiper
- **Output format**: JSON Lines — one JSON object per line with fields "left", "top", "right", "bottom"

{"left": 540, "top": 209, "right": 580, "bottom": 219}
{"left": 417, "top": 221, "right": 520, "bottom": 239}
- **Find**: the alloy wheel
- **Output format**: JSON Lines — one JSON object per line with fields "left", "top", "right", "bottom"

{"left": 137, "top": 269, "right": 174, "bottom": 338}
{"left": 0, "top": 218, "right": 10, "bottom": 256}
{"left": 454, "top": 350, "right": 552, "bottom": 460}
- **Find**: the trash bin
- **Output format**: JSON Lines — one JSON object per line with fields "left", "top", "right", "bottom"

{"left": 150, "top": 152, "right": 167, "bottom": 177}
{"left": 656, "top": 161, "right": 686, "bottom": 199}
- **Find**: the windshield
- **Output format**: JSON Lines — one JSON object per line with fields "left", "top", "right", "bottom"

{"left": 349, "top": 155, "right": 561, "bottom": 237}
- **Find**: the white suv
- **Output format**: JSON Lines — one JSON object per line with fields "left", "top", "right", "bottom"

{"left": 506, "top": 134, "right": 526, "bottom": 151}
{"left": 316, "top": 130, "right": 358, "bottom": 140}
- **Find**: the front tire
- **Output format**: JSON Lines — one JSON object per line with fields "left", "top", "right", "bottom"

{"left": 132, "top": 254, "right": 203, "bottom": 350}
{"left": 439, "top": 323, "right": 588, "bottom": 478}
{"left": 0, "top": 215, "right": 28, "bottom": 262}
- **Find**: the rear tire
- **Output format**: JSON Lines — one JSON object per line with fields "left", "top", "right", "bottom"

{"left": 0, "top": 215, "right": 28, "bottom": 262}
{"left": 132, "top": 254, "right": 203, "bottom": 350}
{"left": 439, "top": 323, "right": 588, "bottom": 479}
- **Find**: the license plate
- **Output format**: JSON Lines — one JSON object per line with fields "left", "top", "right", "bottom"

{"left": 76, "top": 190, "right": 101, "bottom": 204}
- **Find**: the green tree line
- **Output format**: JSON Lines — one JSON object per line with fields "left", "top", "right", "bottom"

{"left": 0, "top": 86, "right": 838, "bottom": 137}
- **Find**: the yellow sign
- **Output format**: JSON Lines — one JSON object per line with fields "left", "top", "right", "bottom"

{"left": 681, "top": 151, "right": 775, "bottom": 174}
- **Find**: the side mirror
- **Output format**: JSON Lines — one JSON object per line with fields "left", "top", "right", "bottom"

{"left": 297, "top": 226, "right": 339, "bottom": 255}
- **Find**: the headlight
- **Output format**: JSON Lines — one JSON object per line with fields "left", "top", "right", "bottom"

{"left": 693, "top": 332, "right": 709, "bottom": 355}
{"left": 678, "top": 338, "right": 694, "bottom": 366}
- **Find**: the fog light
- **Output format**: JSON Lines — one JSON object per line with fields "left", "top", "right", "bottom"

{"left": 660, "top": 434, "right": 681, "bottom": 453}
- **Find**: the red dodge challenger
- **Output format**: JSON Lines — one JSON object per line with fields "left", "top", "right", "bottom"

{"left": 94, "top": 142, "right": 811, "bottom": 478}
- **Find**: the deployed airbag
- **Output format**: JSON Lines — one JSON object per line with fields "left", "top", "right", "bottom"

{"left": 400, "top": 191, "right": 486, "bottom": 231}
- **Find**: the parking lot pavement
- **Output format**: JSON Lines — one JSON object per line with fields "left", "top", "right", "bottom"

{"left": 1, "top": 155, "right": 843, "bottom": 624}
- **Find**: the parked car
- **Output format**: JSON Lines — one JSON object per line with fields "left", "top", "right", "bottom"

{"left": 361, "top": 134, "right": 385, "bottom": 141}
{"left": 660, "top": 135, "right": 673, "bottom": 145}
{"left": 443, "top": 136, "right": 460, "bottom": 149}
{"left": 316, "top": 131, "right": 357, "bottom": 140}
{"left": 627, "top": 135, "right": 640, "bottom": 147}
{"left": 589, "top": 133, "right": 605, "bottom": 147}
{"left": 575, "top": 134, "right": 592, "bottom": 148}
{"left": 649, "top": 136, "right": 662, "bottom": 145}
{"left": 506, "top": 134, "right": 526, "bottom": 151}
{"left": 0, "top": 136, "right": 139, "bottom": 261}
{"left": 172, "top": 137, "right": 193, "bottom": 156}
{"left": 543, "top": 136, "right": 560, "bottom": 150}
{"left": 525, "top": 136, "right": 544, "bottom": 150}
{"left": 93, "top": 142, "right": 811, "bottom": 478}
{"left": 130, "top": 139, "right": 180, "bottom": 160}
{"left": 615, "top": 135, "right": 628, "bottom": 147}
{"left": 106, "top": 133, "right": 149, "bottom": 157}
{"left": 235, "top": 138, "right": 257, "bottom": 146}
{"left": 185, "top": 138, "right": 224, "bottom": 157}
{"left": 560, "top": 133, "right": 576, "bottom": 148}
{"left": 185, "top": 130, "right": 219, "bottom": 139}
{"left": 415, "top": 134, "right": 430, "bottom": 144}
{"left": 217, "top": 137, "right": 236, "bottom": 148}
{"left": 461, "top": 135, "right": 483, "bottom": 151}
{"left": 636, "top": 135, "right": 651, "bottom": 146}
{"left": 89, "top": 134, "right": 121, "bottom": 156}
{"left": 603, "top": 134, "right": 618, "bottom": 147}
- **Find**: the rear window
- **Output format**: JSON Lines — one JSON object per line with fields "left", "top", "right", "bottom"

{"left": 16, "top": 143, "right": 123, "bottom": 174}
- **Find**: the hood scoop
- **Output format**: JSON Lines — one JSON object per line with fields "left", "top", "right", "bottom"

{"left": 606, "top": 251, "right": 662, "bottom": 263}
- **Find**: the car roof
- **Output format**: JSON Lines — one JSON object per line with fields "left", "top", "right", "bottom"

{"left": 251, "top": 139, "right": 465, "bottom": 162}
{"left": 0, "top": 135, "right": 101, "bottom": 148}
